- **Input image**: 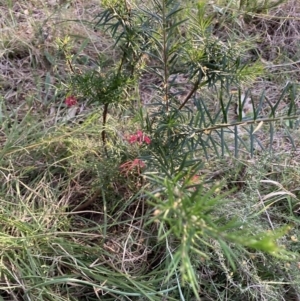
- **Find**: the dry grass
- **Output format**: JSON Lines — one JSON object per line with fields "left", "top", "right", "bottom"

{"left": 0, "top": 0, "right": 114, "bottom": 115}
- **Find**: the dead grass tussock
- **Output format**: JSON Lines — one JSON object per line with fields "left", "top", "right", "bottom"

{"left": 0, "top": 0, "right": 114, "bottom": 110}
{"left": 251, "top": 0, "right": 300, "bottom": 60}
{"left": 240, "top": 0, "right": 300, "bottom": 86}
{"left": 213, "top": 0, "right": 300, "bottom": 83}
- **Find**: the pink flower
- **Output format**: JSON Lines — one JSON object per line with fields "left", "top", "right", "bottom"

{"left": 65, "top": 96, "right": 78, "bottom": 107}
{"left": 119, "top": 158, "right": 146, "bottom": 176}
{"left": 128, "top": 135, "right": 138, "bottom": 144}
{"left": 127, "top": 130, "right": 151, "bottom": 145}
{"left": 136, "top": 130, "right": 143, "bottom": 139}
{"left": 143, "top": 135, "right": 151, "bottom": 145}
{"left": 132, "top": 158, "right": 146, "bottom": 168}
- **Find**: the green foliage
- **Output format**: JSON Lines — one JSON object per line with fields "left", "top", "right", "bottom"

{"left": 71, "top": 70, "right": 130, "bottom": 105}
{"left": 88, "top": 3, "right": 300, "bottom": 299}
{"left": 145, "top": 150, "right": 294, "bottom": 299}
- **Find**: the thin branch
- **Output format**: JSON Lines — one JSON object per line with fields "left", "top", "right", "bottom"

{"left": 178, "top": 78, "right": 200, "bottom": 111}
{"left": 193, "top": 114, "right": 300, "bottom": 134}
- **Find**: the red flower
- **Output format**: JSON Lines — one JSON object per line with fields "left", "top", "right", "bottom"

{"left": 65, "top": 96, "right": 78, "bottom": 107}
{"left": 127, "top": 130, "right": 151, "bottom": 145}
